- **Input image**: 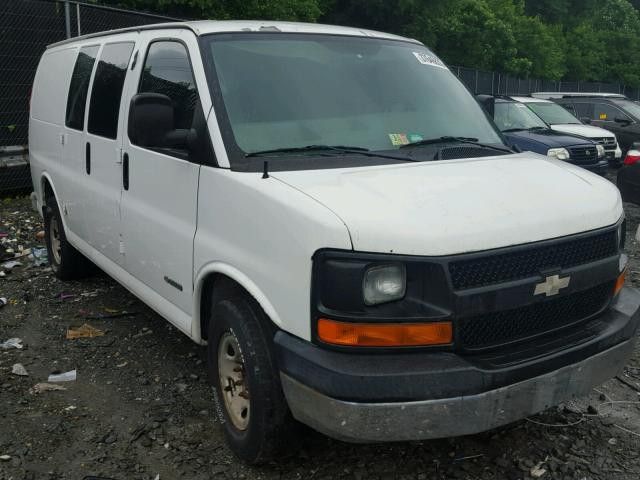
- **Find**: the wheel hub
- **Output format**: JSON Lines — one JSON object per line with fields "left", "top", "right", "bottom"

{"left": 218, "top": 331, "right": 250, "bottom": 430}
{"left": 49, "top": 215, "right": 62, "bottom": 265}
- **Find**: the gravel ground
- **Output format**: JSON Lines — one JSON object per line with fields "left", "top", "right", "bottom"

{"left": 2, "top": 171, "right": 640, "bottom": 480}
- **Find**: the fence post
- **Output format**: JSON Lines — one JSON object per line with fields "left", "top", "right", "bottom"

{"left": 491, "top": 72, "right": 495, "bottom": 95}
{"left": 76, "top": 3, "right": 81, "bottom": 36}
{"left": 474, "top": 69, "right": 478, "bottom": 94}
{"left": 64, "top": 0, "right": 71, "bottom": 39}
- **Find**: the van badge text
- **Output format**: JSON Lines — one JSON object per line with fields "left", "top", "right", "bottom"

{"left": 534, "top": 274, "right": 570, "bottom": 297}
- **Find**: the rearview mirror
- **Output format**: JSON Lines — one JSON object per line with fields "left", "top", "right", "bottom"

{"left": 580, "top": 117, "right": 591, "bottom": 124}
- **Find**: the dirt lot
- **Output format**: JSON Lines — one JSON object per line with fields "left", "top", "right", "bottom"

{"left": 2, "top": 172, "right": 640, "bottom": 480}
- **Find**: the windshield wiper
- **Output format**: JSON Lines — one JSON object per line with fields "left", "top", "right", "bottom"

{"left": 246, "top": 144, "right": 416, "bottom": 162}
{"left": 400, "top": 136, "right": 513, "bottom": 154}
{"left": 502, "top": 126, "right": 545, "bottom": 133}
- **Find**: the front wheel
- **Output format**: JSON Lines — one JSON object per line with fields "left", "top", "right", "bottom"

{"left": 207, "top": 295, "right": 299, "bottom": 464}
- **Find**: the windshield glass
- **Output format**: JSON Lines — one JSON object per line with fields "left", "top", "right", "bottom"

{"left": 613, "top": 99, "right": 640, "bottom": 119}
{"left": 203, "top": 33, "right": 503, "bottom": 169}
{"left": 494, "top": 102, "right": 548, "bottom": 131}
{"left": 525, "top": 102, "right": 581, "bottom": 125}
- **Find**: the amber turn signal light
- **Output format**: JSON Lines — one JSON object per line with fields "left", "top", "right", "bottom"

{"left": 317, "top": 318, "right": 453, "bottom": 347}
{"left": 614, "top": 269, "right": 627, "bottom": 296}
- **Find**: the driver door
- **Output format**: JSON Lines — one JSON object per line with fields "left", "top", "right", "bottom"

{"left": 119, "top": 30, "right": 210, "bottom": 324}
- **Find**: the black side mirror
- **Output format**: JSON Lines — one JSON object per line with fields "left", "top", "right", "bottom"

{"left": 580, "top": 117, "right": 592, "bottom": 124}
{"left": 128, "top": 93, "right": 174, "bottom": 147}
{"left": 615, "top": 117, "right": 632, "bottom": 125}
{"left": 475, "top": 94, "right": 495, "bottom": 117}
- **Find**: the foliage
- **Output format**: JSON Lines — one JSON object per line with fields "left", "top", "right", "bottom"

{"left": 106, "top": 0, "right": 640, "bottom": 86}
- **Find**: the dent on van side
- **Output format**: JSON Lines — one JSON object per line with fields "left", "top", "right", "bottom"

{"left": 29, "top": 20, "right": 640, "bottom": 464}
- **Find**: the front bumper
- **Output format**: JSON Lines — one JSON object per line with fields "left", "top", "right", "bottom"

{"left": 277, "top": 287, "right": 640, "bottom": 443}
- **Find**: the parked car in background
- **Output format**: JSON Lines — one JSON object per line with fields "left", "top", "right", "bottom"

{"left": 532, "top": 93, "right": 640, "bottom": 154}
{"left": 617, "top": 145, "right": 640, "bottom": 205}
{"left": 477, "top": 95, "right": 607, "bottom": 174}
{"left": 511, "top": 96, "right": 621, "bottom": 166}
{"left": 30, "top": 21, "right": 638, "bottom": 464}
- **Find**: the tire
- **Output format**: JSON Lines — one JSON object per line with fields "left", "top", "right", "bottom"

{"left": 44, "top": 197, "right": 93, "bottom": 280}
{"left": 207, "top": 295, "right": 299, "bottom": 464}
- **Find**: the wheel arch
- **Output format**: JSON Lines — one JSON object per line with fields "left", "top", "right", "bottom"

{"left": 193, "top": 263, "right": 282, "bottom": 344}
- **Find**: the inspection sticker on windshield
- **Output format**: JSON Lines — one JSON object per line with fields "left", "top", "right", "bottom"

{"left": 389, "top": 133, "right": 409, "bottom": 146}
{"left": 413, "top": 52, "right": 448, "bottom": 69}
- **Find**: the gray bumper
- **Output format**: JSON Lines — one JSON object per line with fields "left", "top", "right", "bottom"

{"left": 281, "top": 338, "right": 635, "bottom": 443}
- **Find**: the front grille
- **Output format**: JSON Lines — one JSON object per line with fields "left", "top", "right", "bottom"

{"left": 449, "top": 229, "right": 617, "bottom": 290}
{"left": 458, "top": 282, "right": 613, "bottom": 350}
{"left": 594, "top": 137, "right": 617, "bottom": 148}
{"left": 568, "top": 145, "right": 599, "bottom": 164}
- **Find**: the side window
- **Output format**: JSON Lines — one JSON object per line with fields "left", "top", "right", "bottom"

{"left": 594, "top": 103, "right": 628, "bottom": 122}
{"left": 137, "top": 41, "right": 199, "bottom": 134}
{"left": 65, "top": 45, "right": 99, "bottom": 130}
{"left": 88, "top": 42, "right": 134, "bottom": 139}
{"left": 572, "top": 102, "right": 592, "bottom": 119}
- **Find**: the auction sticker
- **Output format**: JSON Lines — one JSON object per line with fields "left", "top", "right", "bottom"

{"left": 389, "top": 133, "right": 409, "bottom": 146}
{"left": 413, "top": 52, "right": 448, "bottom": 69}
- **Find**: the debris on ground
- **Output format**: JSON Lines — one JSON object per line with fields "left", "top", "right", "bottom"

{"left": 66, "top": 323, "right": 104, "bottom": 339}
{"left": 30, "top": 247, "right": 48, "bottom": 266}
{"left": 530, "top": 457, "right": 548, "bottom": 478}
{"left": 1, "top": 260, "right": 21, "bottom": 270}
{"left": 30, "top": 383, "right": 67, "bottom": 394}
{"left": 11, "top": 363, "right": 28, "bottom": 376}
{"left": 35, "top": 230, "right": 44, "bottom": 241}
{"left": 0, "top": 455, "right": 10, "bottom": 462}
{"left": 0, "top": 297, "right": 6, "bottom": 308}
{"left": 48, "top": 369, "right": 77, "bottom": 382}
{"left": 0, "top": 337, "right": 23, "bottom": 350}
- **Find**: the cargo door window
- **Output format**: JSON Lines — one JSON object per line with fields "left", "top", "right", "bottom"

{"left": 572, "top": 102, "right": 593, "bottom": 119}
{"left": 133, "top": 40, "right": 208, "bottom": 162}
{"left": 65, "top": 45, "right": 99, "bottom": 130}
{"left": 88, "top": 42, "right": 134, "bottom": 139}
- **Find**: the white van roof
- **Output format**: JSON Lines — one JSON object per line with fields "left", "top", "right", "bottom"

{"left": 48, "top": 20, "right": 420, "bottom": 49}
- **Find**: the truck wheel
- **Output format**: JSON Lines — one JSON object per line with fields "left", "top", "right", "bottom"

{"left": 207, "top": 295, "right": 299, "bottom": 464}
{"left": 44, "top": 198, "right": 92, "bottom": 280}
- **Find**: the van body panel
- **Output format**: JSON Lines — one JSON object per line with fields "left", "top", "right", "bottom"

{"left": 193, "top": 166, "right": 352, "bottom": 342}
{"left": 271, "top": 154, "right": 623, "bottom": 256}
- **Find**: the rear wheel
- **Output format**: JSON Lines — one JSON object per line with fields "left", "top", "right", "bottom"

{"left": 44, "top": 197, "right": 93, "bottom": 280}
{"left": 207, "top": 294, "right": 299, "bottom": 464}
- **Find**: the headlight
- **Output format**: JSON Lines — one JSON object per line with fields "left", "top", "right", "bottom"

{"left": 596, "top": 144, "right": 605, "bottom": 158}
{"left": 363, "top": 264, "right": 406, "bottom": 305}
{"left": 547, "top": 147, "right": 570, "bottom": 161}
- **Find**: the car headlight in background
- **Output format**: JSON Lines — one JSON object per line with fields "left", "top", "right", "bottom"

{"left": 547, "top": 147, "right": 570, "bottom": 160}
{"left": 596, "top": 144, "right": 605, "bottom": 158}
{"left": 363, "top": 264, "right": 406, "bottom": 305}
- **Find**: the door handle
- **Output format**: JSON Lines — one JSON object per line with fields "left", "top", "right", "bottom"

{"left": 85, "top": 142, "right": 91, "bottom": 174}
{"left": 123, "top": 152, "right": 129, "bottom": 190}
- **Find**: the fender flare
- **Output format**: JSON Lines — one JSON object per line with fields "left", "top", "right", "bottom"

{"left": 192, "top": 261, "right": 283, "bottom": 342}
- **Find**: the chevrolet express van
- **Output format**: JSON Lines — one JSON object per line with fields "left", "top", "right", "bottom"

{"left": 29, "top": 21, "right": 639, "bottom": 464}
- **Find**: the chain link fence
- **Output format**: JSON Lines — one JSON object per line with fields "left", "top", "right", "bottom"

{"left": 3, "top": 0, "right": 640, "bottom": 194}
{"left": 0, "top": 0, "right": 179, "bottom": 194}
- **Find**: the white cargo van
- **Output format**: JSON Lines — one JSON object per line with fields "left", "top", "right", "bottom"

{"left": 29, "top": 21, "right": 639, "bottom": 464}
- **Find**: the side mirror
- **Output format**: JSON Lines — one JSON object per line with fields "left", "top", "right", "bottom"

{"left": 128, "top": 93, "right": 174, "bottom": 148}
{"left": 476, "top": 95, "right": 495, "bottom": 117}
{"left": 615, "top": 117, "right": 632, "bottom": 125}
{"left": 580, "top": 117, "right": 592, "bottom": 124}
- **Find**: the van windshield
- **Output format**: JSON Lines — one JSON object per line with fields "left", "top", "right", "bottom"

{"left": 203, "top": 33, "right": 504, "bottom": 170}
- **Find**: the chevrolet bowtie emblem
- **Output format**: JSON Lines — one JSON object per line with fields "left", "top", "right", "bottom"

{"left": 534, "top": 274, "right": 570, "bottom": 297}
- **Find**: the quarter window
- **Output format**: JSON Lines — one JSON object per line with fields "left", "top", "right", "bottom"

{"left": 65, "top": 45, "right": 99, "bottom": 130}
{"left": 137, "top": 41, "right": 199, "bottom": 132}
{"left": 88, "top": 42, "right": 134, "bottom": 139}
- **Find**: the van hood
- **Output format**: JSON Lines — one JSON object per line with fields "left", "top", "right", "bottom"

{"left": 550, "top": 123, "right": 616, "bottom": 139}
{"left": 272, "top": 153, "right": 622, "bottom": 256}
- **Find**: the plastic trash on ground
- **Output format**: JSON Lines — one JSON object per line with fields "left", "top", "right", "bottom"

{"left": 11, "top": 363, "right": 28, "bottom": 376}
{"left": 48, "top": 369, "right": 77, "bottom": 382}
{"left": 0, "top": 338, "right": 23, "bottom": 350}
{"left": 30, "top": 247, "right": 48, "bottom": 266}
